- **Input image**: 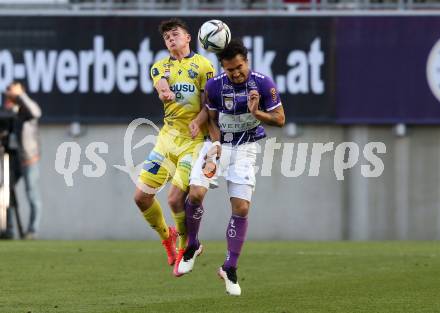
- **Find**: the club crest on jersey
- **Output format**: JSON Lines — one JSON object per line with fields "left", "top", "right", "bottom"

{"left": 223, "top": 96, "right": 234, "bottom": 110}
{"left": 188, "top": 69, "right": 198, "bottom": 79}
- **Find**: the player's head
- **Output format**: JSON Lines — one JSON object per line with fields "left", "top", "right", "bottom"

{"left": 4, "top": 81, "right": 24, "bottom": 108}
{"left": 158, "top": 18, "right": 191, "bottom": 54}
{"left": 217, "top": 38, "right": 249, "bottom": 84}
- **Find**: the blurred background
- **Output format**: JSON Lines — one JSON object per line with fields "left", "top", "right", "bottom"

{"left": 1, "top": 0, "right": 440, "bottom": 240}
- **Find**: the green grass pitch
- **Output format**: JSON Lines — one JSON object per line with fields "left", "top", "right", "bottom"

{"left": 0, "top": 241, "right": 439, "bottom": 313}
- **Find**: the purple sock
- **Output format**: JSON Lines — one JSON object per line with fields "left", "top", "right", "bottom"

{"left": 223, "top": 215, "right": 248, "bottom": 269}
{"left": 185, "top": 199, "right": 204, "bottom": 247}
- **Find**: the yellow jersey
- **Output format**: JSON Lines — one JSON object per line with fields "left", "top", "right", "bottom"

{"left": 151, "top": 51, "right": 215, "bottom": 140}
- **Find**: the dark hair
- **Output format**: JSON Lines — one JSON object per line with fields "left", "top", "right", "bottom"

{"left": 158, "top": 18, "right": 190, "bottom": 36}
{"left": 217, "top": 38, "right": 248, "bottom": 63}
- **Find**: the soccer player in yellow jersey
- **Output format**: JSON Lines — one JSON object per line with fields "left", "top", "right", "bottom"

{"left": 134, "top": 18, "right": 215, "bottom": 276}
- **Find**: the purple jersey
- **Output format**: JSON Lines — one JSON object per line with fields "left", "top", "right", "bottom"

{"left": 205, "top": 71, "right": 282, "bottom": 145}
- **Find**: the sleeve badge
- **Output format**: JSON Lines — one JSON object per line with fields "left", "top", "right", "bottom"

{"left": 152, "top": 68, "right": 160, "bottom": 77}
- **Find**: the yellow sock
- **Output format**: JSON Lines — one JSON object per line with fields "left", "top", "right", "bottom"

{"left": 172, "top": 210, "right": 187, "bottom": 249}
{"left": 142, "top": 199, "right": 169, "bottom": 240}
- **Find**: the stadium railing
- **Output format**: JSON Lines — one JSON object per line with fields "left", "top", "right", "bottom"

{"left": 1, "top": 0, "right": 440, "bottom": 11}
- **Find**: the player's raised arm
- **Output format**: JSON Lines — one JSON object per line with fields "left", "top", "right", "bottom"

{"left": 247, "top": 89, "right": 285, "bottom": 127}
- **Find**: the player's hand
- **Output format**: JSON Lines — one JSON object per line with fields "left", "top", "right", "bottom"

{"left": 159, "top": 90, "right": 175, "bottom": 102}
{"left": 189, "top": 119, "right": 200, "bottom": 139}
{"left": 6, "top": 82, "right": 24, "bottom": 100}
{"left": 247, "top": 90, "right": 260, "bottom": 115}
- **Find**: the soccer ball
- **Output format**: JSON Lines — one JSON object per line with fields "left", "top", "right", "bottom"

{"left": 198, "top": 20, "right": 231, "bottom": 53}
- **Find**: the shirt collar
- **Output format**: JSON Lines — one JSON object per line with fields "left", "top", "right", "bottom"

{"left": 169, "top": 50, "right": 195, "bottom": 61}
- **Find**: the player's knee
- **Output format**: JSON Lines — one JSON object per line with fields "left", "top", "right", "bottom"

{"left": 232, "top": 201, "right": 249, "bottom": 217}
{"left": 234, "top": 207, "right": 249, "bottom": 217}
{"left": 134, "top": 190, "right": 154, "bottom": 212}
{"left": 188, "top": 188, "right": 205, "bottom": 206}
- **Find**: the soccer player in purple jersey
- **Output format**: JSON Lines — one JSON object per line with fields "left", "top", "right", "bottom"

{"left": 177, "top": 39, "right": 285, "bottom": 295}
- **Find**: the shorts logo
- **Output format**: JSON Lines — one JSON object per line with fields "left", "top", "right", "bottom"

{"left": 223, "top": 132, "right": 233, "bottom": 143}
{"left": 144, "top": 162, "right": 161, "bottom": 175}
{"left": 223, "top": 96, "right": 234, "bottom": 110}
{"left": 144, "top": 151, "right": 164, "bottom": 175}
{"left": 206, "top": 72, "right": 214, "bottom": 80}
